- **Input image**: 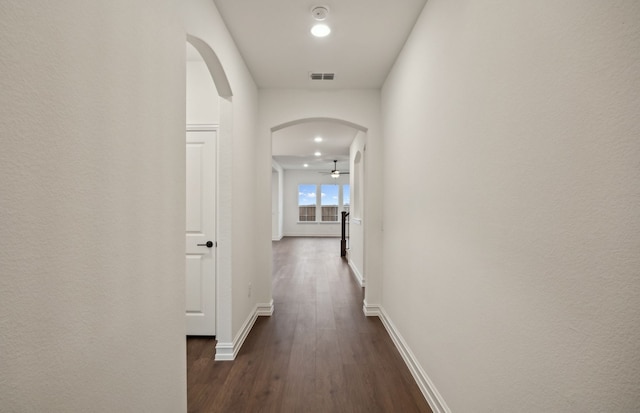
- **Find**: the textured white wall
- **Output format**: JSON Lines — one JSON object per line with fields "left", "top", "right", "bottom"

{"left": 186, "top": 60, "right": 220, "bottom": 125}
{"left": 381, "top": 0, "right": 640, "bottom": 411}
{"left": 0, "top": 1, "right": 186, "bottom": 412}
{"left": 282, "top": 170, "right": 349, "bottom": 237}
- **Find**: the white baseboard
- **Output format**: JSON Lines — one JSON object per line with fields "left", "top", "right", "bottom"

{"left": 215, "top": 300, "right": 274, "bottom": 361}
{"left": 213, "top": 343, "right": 237, "bottom": 361}
{"left": 362, "top": 300, "right": 381, "bottom": 317}
{"left": 347, "top": 258, "right": 365, "bottom": 287}
{"left": 377, "top": 307, "right": 451, "bottom": 413}
{"left": 282, "top": 233, "right": 341, "bottom": 238}
{"left": 256, "top": 299, "right": 274, "bottom": 316}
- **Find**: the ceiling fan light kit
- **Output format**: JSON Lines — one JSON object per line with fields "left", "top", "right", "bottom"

{"left": 329, "top": 160, "right": 347, "bottom": 179}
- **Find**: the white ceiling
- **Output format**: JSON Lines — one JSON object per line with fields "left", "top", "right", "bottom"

{"left": 272, "top": 121, "right": 358, "bottom": 172}
{"left": 209, "top": 0, "right": 427, "bottom": 169}
{"left": 213, "top": 0, "right": 426, "bottom": 89}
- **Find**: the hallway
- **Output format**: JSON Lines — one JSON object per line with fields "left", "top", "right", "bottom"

{"left": 187, "top": 237, "right": 432, "bottom": 412}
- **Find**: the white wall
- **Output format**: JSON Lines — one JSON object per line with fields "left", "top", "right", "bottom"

{"left": 258, "top": 89, "right": 383, "bottom": 306}
{"left": 186, "top": 59, "right": 220, "bottom": 125}
{"left": 186, "top": 0, "right": 268, "bottom": 351}
{"left": 282, "top": 169, "right": 349, "bottom": 237}
{"left": 381, "top": 1, "right": 640, "bottom": 411}
{"left": 271, "top": 170, "right": 280, "bottom": 240}
{"left": 347, "top": 131, "right": 366, "bottom": 285}
{"left": 271, "top": 160, "right": 284, "bottom": 241}
{"left": 0, "top": 1, "right": 186, "bottom": 412}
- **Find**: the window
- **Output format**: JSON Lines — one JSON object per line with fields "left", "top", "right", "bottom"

{"left": 298, "top": 184, "right": 317, "bottom": 222}
{"left": 321, "top": 184, "right": 339, "bottom": 222}
{"left": 297, "top": 183, "right": 350, "bottom": 222}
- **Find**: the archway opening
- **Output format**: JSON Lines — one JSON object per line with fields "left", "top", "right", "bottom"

{"left": 184, "top": 35, "right": 234, "bottom": 350}
{"left": 270, "top": 117, "right": 367, "bottom": 288}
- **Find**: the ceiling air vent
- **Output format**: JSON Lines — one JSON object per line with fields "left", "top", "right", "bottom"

{"left": 310, "top": 72, "right": 335, "bottom": 80}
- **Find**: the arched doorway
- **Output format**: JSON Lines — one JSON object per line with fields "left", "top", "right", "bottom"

{"left": 184, "top": 36, "right": 233, "bottom": 338}
{"left": 270, "top": 117, "right": 367, "bottom": 287}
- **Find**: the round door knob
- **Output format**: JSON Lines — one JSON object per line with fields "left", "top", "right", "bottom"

{"left": 197, "top": 241, "right": 214, "bottom": 248}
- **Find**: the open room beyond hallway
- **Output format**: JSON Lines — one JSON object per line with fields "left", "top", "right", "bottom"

{"left": 187, "top": 237, "right": 432, "bottom": 412}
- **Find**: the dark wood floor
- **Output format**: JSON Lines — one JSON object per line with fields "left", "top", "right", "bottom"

{"left": 187, "top": 237, "right": 432, "bottom": 413}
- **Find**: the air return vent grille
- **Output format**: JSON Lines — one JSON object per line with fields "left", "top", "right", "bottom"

{"left": 310, "top": 72, "right": 335, "bottom": 80}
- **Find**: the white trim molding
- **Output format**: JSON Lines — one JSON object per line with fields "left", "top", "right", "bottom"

{"left": 256, "top": 300, "right": 274, "bottom": 316}
{"left": 186, "top": 123, "right": 219, "bottom": 131}
{"left": 215, "top": 300, "right": 274, "bottom": 361}
{"left": 377, "top": 307, "right": 451, "bottom": 413}
{"left": 283, "top": 233, "right": 341, "bottom": 237}
{"left": 362, "top": 300, "right": 381, "bottom": 317}
{"left": 348, "top": 258, "right": 365, "bottom": 287}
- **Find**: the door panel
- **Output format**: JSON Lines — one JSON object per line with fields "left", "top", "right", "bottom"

{"left": 185, "top": 129, "right": 216, "bottom": 336}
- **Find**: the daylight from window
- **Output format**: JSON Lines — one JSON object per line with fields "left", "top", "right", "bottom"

{"left": 298, "top": 184, "right": 350, "bottom": 222}
{"left": 321, "top": 184, "right": 339, "bottom": 206}
{"left": 321, "top": 184, "right": 339, "bottom": 222}
{"left": 298, "top": 184, "right": 317, "bottom": 222}
{"left": 343, "top": 185, "right": 350, "bottom": 208}
{"left": 298, "top": 184, "right": 317, "bottom": 206}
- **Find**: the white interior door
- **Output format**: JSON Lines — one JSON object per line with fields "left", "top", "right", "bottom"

{"left": 186, "top": 129, "right": 216, "bottom": 336}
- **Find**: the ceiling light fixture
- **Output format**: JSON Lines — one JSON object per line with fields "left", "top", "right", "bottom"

{"left": 314, "top": 136, "right": 323, "bottom": 142}
{"left": 311, "top": 24, "right": 331, "bottom": 37}
{"left": 303, "top": 164, "right": 309, "bottom": 167}
{"left": 314, "top": 151, "right": 321, "bottom": 157}
{"left": 330, "top": 160, "right": 340, "bottom": 179}
{"left": 310, "top": 6, "right": 331, "bottom": 38}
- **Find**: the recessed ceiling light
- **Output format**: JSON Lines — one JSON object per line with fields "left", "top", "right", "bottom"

{"left": 303, "top": 164, "right": 309, "bottom": 167}
{"left": 314, "top": 137, "right": 323, "bottom": 142}
{"left": 311, "top": 24, "right": 331, "bottom": 38}
{"left": 314, "top": 151, "right": 321, "bottom": 157}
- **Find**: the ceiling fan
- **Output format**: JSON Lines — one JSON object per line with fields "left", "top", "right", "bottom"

{"left": 319, "top": 160, "right": 350, "bottom": 179}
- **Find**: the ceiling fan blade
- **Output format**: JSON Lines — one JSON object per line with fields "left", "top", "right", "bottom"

{"left": 318, "top": 160, "right": 350, "bottom": 176}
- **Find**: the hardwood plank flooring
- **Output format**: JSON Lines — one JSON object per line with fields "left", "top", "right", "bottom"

{"left": 187, "top": 237, "right": 432, "bottom": 413}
